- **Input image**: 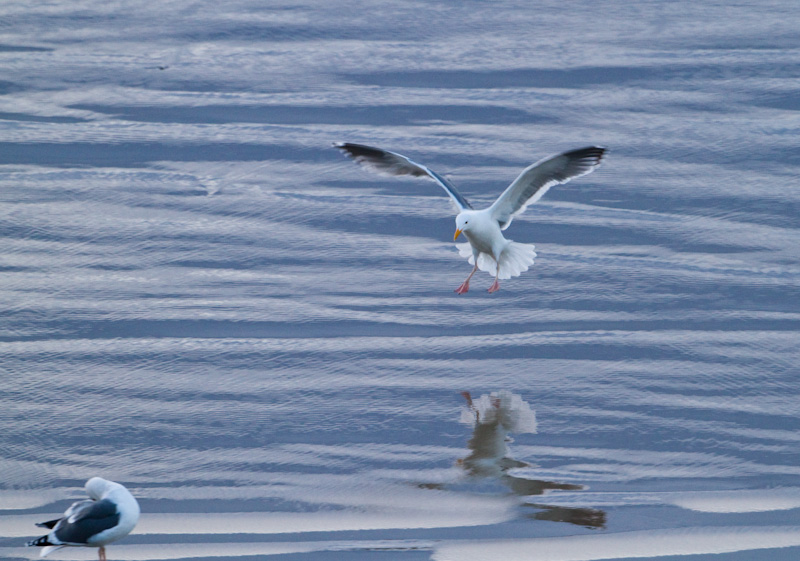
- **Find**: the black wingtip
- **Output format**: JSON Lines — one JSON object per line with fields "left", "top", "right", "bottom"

{"left": 27, "top": 535, "right": 53, "bottom": 547}
{"left": 334, "top": 142, "right": 389, "bottom": 160}
{"left": 567, "top": 146, "right": 607, "bottom": 163}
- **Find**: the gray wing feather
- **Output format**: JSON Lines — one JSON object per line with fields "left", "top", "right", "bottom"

{"left": 490, "top": 146, "right": 606, "bottom": 229}
{"left": 334, "top": 142, "right": 473, "bottom": 211}
{"left": 53, "top": 499, "right": 119, "bottom": 545}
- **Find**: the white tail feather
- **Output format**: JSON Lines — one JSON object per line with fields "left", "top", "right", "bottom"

{"left": 41, "top": 546, "right": 66, "bottom": 558}
{"left": 457, "top": 241, "right": 536, "bottom": 280}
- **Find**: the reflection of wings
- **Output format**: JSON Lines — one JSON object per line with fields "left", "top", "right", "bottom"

{"left": 53, "top": 498, "right": 120, "bottom": 545}
{"left": 527, "top": 503, "right": 607, "bottom": 529}
{"left": 457, "top": 390, "right": 606, "bottom": 529}
{"left": 334, "top": 142, "right": 473, "bottom": 211}
{"left": 489, "top": 146, "right": 606, "bottom": 230}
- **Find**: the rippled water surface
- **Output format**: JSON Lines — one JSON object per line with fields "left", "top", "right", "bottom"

{"left": 2, "top": 1, "right": 800, "bottom": 560}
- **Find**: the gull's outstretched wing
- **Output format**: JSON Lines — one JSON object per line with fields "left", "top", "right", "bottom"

{"left": 334, "top": 142, "right": 473, "bottom": 211}
{"left": 489, "top": 146, "right": 606, "bottom": 230}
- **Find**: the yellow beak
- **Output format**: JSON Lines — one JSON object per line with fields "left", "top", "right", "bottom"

{"left": 454, "top": 228, "right": 462, "bottom": 241}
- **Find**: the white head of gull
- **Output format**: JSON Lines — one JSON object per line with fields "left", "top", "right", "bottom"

{"left": 27, "top": 477, "right": 140, "bottom": 561}
{"left": 335, "top": 142, "right": 606, "bottom": 293}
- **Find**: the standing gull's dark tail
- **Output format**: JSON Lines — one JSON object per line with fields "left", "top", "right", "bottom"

{"left": 26, "top": 536, "right": 55, "bottom": 547}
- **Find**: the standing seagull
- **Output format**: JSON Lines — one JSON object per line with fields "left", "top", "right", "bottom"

{"left": 27, "top": 477, "right": 140, "bottom": 560}
{"left": 335, "top": 142, "right": 606, "bottom": 293}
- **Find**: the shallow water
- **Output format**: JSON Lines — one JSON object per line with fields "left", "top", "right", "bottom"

{"left": 1, "top": 0, "right": 800, "bottom": 560}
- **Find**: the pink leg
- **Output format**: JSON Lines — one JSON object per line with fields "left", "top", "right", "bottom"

{"left": 488, "top": 275, "right": 500, "bottom": 293}
{"left": 455, "top": 264, "right": 479, "bottom": 294}
{"left": 461, "top": 391, "right": 480, "bottom": 422}
{"left": 98, "top": 546, "right": 106, "bottom": 561}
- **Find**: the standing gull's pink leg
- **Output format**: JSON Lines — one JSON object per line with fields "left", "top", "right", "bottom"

{"left": 455, "top": 263, "right": 479, "bottom": 294}
{"left": 98, "top": 546, "right": 106, "bottom": 561}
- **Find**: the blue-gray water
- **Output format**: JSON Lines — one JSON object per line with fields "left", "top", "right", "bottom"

{"left": 2, "top": 1, "right": 800, "bottom": 560}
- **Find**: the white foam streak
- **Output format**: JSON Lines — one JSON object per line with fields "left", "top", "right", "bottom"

{"left": 433, "top": 526, "right": 800, "bottom": 561}
{"left": 135, "top": 506, "right": 508, "bottom": 536}
{"left": 532, "top": 488, "right": 800, "bottom": 514}
{"left": 0, "top": 489, "right": 62, "bottom": 511}
{"left": 2, "top": 539, "right": 435, "bottom": 560}
{"left": 4, "top": 502, "right": 510, "bottom": 539}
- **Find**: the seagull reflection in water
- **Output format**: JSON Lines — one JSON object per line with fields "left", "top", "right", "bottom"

{"left": 457, "top": 390, "right": 606, "bottom": 529}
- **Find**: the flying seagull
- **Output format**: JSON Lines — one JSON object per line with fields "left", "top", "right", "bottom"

{"left": 27, "top": 477, "right": 140, "bottom": 560}
{"left": 335, "top": 142, "right": 606, "bottom": 293}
